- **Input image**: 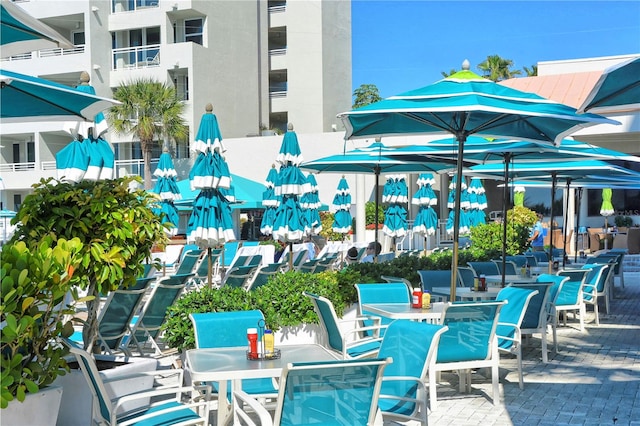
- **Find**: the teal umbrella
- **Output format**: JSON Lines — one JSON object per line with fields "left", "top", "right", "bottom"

{"left": 1, "top": 0, "right": 74, "bottom": 56}
{"left": 0, "top": 69, "right": 119, "bottom": 123}
{"left": 411, "top": 173, "right": 438, "bottom": 247}
{"left": 382, "top": 176, "right": 408, "bottom": 238}
{"left": 300, "top": 173, "right": 322, "bottom": 235}
{"left": 260, "top": 165, "right": 279, "bottom": 236}
{"left": 579, "top": 57, "right": 640, "bottom": 114}
{"left": 152, "top": 150, "right": 181, "bottom": 236}
{"left": 467, "top": 178, "right": 487, "bottom": 227}
{"left": 331, "top": 176, "right": 352, "bottom": 234}
{"left": 337, "top": 61, "right": 618, "bottom": 297}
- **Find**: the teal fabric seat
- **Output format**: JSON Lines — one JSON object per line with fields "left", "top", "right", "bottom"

{"left": 354, "top": 282, "right": 411, "bottom": 337}
{"left": 233, "top": 358, "right": 391, "bottom": 426}
{"left": 377, "top": 320, "right": 448, "bottom": 425}
{"left": 429, "top": 301, "right": 505, "bottom": 410}
{"left": 467, "top": 261, "right": 500, "bottom": 277}
{"left": 510, "top": 280, "right": 554, "bottom": 362}
{"left": 247, "top": 262, "right": 284, "bottom": 290}
{"left": 304, "top": 291, "right": 384, "bottom": 359}
{"left": 581, "top": 263, "right": 612, "bottom": 325}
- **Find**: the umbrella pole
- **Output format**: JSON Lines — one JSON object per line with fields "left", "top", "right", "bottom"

{"left": 450, "top": 134, "right": 467, "bottom": 300}
{"left": 207, "top": 247, "right": 212, "bottom": 289}
{"left": 500, "top": 153, "right": 512, "bottom": 287}
{"left": 574, "top": 187, "right": 583, "bottom": 263}
{"left": 562, "top": 180, "right": 571, "bottom": 267}
{"left": 374, "top": 166, "right": 381, "bottom": 263}
{"left": 289, "top": 242, "right": 294, "bottom": 271}
{"left": 549, "top": 173, "right": 557, "bottom": 270}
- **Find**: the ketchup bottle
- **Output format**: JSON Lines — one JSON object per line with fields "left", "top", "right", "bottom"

{"left": 412, "top": 288, "right": 423, "bottom": 308}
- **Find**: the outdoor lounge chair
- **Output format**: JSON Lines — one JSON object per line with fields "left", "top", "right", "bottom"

{"left": 554, "top": 268, "right": 590, "bottom": 334}
{"left": 355, "top": 282, "right": 411, "bottom": 338}
{"left": 220, "top": 264, "right": 261, "bottom": 290}
{"left": 429, "top": 300, "right": 505, "bottom": 410}
{"left": 173, "top": 249, "right": 203, "bottom": 275}
{"left": 125, "top": 273, "right": 193, "bottom": 355}
{"left": 580, "top": 262, "right": 612, "bottom": 326}
{"left": 190, "top": 247, "right": 222, "bottom": 288}
{"left": 303, "top": 291, "right": 384, "bottom": 359}
{"left": 377, "top": 320, "right": 448, "bottom": 425}
{"left": 492, "top": 259, "right": 518, "bottom": 275}
{"left": 509, "top": 280, "right": 554, "bottom": 363}
{"left": 246, "top": 262, "right": 285, "bottom": 291}
{"left": 62, "top": 338, "right": 210, "bottom": 426}
{"left": 495, "top": 286, "right": 538, "bottom": 389}
{"left": 232, "top": 357, "right": 391, "bottom": 426}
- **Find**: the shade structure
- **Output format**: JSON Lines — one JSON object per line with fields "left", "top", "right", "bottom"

{"left": 151, "top": 150, "right": 181, "bottom": 236}
{"left": 579, "top": 56, "right": 640, "bottom": 114}
{"left": 272, "top": 127, "right": 311, "bottom": 247}
{"left": 260, "top": 165, "right": 280, "bottom": 235}
{"left": 300, "top": 173, "right": 322, "bottom": 235}
{"left": 331, "top": 176, "right": 352, "bottom": 234}
{"left": 63, "top": 78, "right": 109, "bottom": 140}
{"left": 1, "top": 0, "right": 74, "bottom": 56}
{"left": 337, "top": 61, "right": 618, "bottom": 297}
{"left": 381, "top": 175, "right": 408, "bottom": 238}
{"left": 187, "top": 106, "right": 236, "bottom": 286}
{"left": 0, "top": 69, "right": 119, "bottom": 123}
{"left": 411, "top": 173, "right": 438, "bottom": 242}
{"left": 56, "top": 135, "right": 115, "bottom": 183}
{"left": 301, "top": 142, "right": 456, "bottom": 258}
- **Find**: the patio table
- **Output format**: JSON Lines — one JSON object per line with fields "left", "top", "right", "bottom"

{"left": 186, "top": 344, "right": 338, "bottom": 425}
{"left": 361, "top": 302, "right": 446, "bottom": 323}
{"left": 484, "top": 275, "right": 539, "bottom": 285}
{"left": 432, "top": 286, "right": 500, "bottom": 301}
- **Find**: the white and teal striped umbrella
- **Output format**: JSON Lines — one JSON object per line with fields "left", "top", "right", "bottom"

{"left": 579, "top": 56, "right": 640, "bottom": 114}
{"left": 152, "top": 150, "right": 181, "bottom": 236}
{"left": 64, "top": 81, "right": 109, "bottom": 140}
{"left": 412, "top": 173, "right": 438, "bottom": 237}
{"left": 467, "top": 178, "right": 486, "bottom": 227}
{"left": 382, "top": 176, "right": 408, "bottom": 238}
{"left": 56, "top": 135, "right": 114, "bottom": 183}
{"left": 272, "top": 127, "right": 311, "bottom": 243}
{"left": 260, "top": 165, "right": 279, "bottom": 235}
{"left": 446, "top": 175, "right": 471, "bottom": 235}
{"left": 300, "top": 173, "right": 322, "bottom": 235}
{"left": 1, "top": 0, "right": 74, "bottom": 56}
{"left": 337, "top": 61, "right": 619, "bottom": 297}
{"left": 331, "top": 176, "right": 352, "bottom": 234}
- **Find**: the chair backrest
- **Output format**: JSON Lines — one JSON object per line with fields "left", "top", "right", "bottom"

{"left": 530, "top": 251, "right": 549, "bottom": 263}
{"left": 581, "top": 263, "right": 610, "bottom": 293}
{"left": 524, "top": 254, "right": 537, "bottom": 266}
{"left": 505, "top": 255, "right": 528, "bottom": 268}
{"left": 468, "top": 261, "right": 500, "bottom": 277}
{"left": 595, "top": 253, "right": 622, "bottom": 275}
{"left": 221, "top": 264, "right": 260, "bottom": 289}
{"left": 417, "top": 270, "right": 451, "bottom": 293}
{"left": 555, "top": 269, "right": 589, "bottom": 306}
{"left": 457, "top": 267, "right": 476, "bottom": 288}
{"left": 303, "top": 291, "right": 345, "bottom": 353}
{"left": 508, "top": 282, "right": 552, "bottom": 331}
{"left": 273, "top": 358, "right": 391, "bottom": 426}
{"left": 381, "top": 275, "right": 412, "bottom": 287}
{"left": 536, "top": 273, "right": 569, "bottom": 307}
{"left": 97, "top": 276, "right": 155, "bottom": 351}
{"left": 377, "top": 320, "right": 448, "bottom": 418}
{"left": 222, "top": 241, "right": 240, "bottom": 267}
{"left": 492, "top": 259, "right": 518, "bottom": 275}
{"left": 354, "top": 282, "right": 411, "bottom": 338}
{"left": 495, "top": 287, "right": 538, "bottom": 350}
{"left": 130, "top": 273, "right": 192, "bottom": 342}
{"left": 436, "top": 301, "right": 505, "bottom": 363}
{"left": 190, "top": 310, "right": 265, "bottom": 348}
{"left": 194, "top": 248, "right": 222, "bottom": 280}
{"left": 174, "top": 250, "right": 202, "bottom": 275}
{"left": 180, "top": 244, "right": 200, "bottom": 261}
{"left": 247, "top": 263, "right": 284, "bottom": 290}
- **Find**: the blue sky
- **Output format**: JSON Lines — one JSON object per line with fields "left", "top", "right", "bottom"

{"left": 352, "top": 1, "right": 640, "bottom": 98}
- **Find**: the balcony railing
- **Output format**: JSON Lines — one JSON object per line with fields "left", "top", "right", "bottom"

{"left": 269, "top": 48, "right": 286, "bottom": 56}
{"left": 111, "top": 0, "right": 159, "bottom": 14}
{"left": 112, "top": 45, "right": 160, "bottom": 70}
{"left": 12, "top": 159, "right": 157, "bottom": 180}
{"left": 1, "top": 45, "right": 84, "bottom": 62}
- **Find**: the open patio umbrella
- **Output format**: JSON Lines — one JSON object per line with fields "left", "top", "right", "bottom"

{"left": 578, "top": 56, "right": 640, "bottom": 114}
{"left": 260, "top": 165, "right": 279, "bottom": 235}
{"left": 187, "top": 104, "right": 235, "bottom": 287}
{"left": 331, "top": 176, "right": 352, "bottom": 234}
{"left": 411, "top": 173, "right": 438, "bottom": 252}
{"left": 1, "top": 0, "right": 74, "bottom": 56}
{"left": 301, "top": 142, "right": 456, "bottom": 260}
{"left": 337, "top": 61, "right": 618, "bottom": 296}
{"left": 381, "top": 175, "right": 408, "bottom": 240}
{"left": 272, "top": 124, "right": 311, "bottom": 269}
{"left": 0, "top": 69, "right": 119, "bottom": 123}
{"left": 152, "top": 149, "right": 181, "bottom": 236}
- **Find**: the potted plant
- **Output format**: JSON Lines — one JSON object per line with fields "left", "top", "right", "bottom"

{"left": 1, "top": 237, "right": 84, "bottom": 424}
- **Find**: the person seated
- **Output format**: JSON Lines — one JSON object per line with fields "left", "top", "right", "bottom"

{"left": 346, "top": 246, "right": 359, "bottom": 264}
{"left": 361, "top": 241, "right": 382, "bottom": 263}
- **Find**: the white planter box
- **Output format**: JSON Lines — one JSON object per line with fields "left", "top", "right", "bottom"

{"left": 3, "top": 385, "right": 63, "bottom": 426}
{"left": 55, "top": 354, "right": 158, "bottom": 426}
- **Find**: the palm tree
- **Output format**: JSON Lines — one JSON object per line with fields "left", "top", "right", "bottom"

{"left": 477, "top": 55, "right": 522, "bottom": 82}
{"left": 110, "top": 78, "right": 188, "bottom": 189}
{"left": 523, "top": 65, "right": 538, "bottom": 77}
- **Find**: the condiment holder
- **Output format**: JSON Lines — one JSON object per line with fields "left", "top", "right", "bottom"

{"left": 246, "top": 319, "right": 281, "bottom": 360}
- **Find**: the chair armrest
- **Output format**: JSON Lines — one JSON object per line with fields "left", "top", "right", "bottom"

{"left": 103, "top": 368, "right": 183, "bottom": 390}
{"left": 232, "top": 389, "right": 274, "bottom": 426}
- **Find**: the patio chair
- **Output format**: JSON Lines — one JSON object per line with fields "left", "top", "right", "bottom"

{"left": 303, "top": 291, "right": 384, "bottom": 359}
{"left": 189, "top": 311, "right": 278, "bottom": 400}
{"left": 220, "top": 264, "right": 261, "bottom": 290}
{"left": 596, "top": 251, "right": 625, "bottom": 289}
{"left": 581, "top": 263, "right": 612, "bottom": 326}
{"left": 221, "top": 240, "right": 241, "bottom": 269}
{"left": 174, "top": 249, "right": 203, "bottom": 275}
{"left": 298, "top": 257, "right": 321, "bottom": 273}
{"left": 492, "top": 259, "right": 518, "bottom": 275}
{"left": 535, "top": 273, "right": 570, "bottom": 355}
{"left": 125, "top": 273, "right": 193, "bottom": 355}
{"left": 377, "top": 320, "right": 448, "bottom": 425}
{"left": 554, "top": 268, "right": 590, "bottom": 333}
{"left": 417, "top": 270, "right": 451, "bottom": 301}
{"left": 62, "top": 338, "right": 210, "bottom": 426}
{"left": 428, "top": 300, "right": 505, "bottom": 410}
{"left": 509, "top": 281, "right": 554, "bottom": 363}
{"left": 72, "top": 276, "right": 155, "bottom": 355}
{"left": 457, "top": 266, "right": 476, "bottom": 290}
{"left": 190, "top": 247, "right": 222, "bottom": 288}
{"left": 495, "top": 286, "right": 538, "bottom": 389}
{"left": 312, "top": 254, "right": 338, "bottom": 273}
{"left": 529, "top": 251, "right": 549, "bottom": 264}
{"left": 354, "top": 282, "right": 411, "bottom": 338}
{"left": 505, "top": 255, "right": 528, "bottom": 268}
{"left": 467, "top": 261, "right": 500, "bottom": 277}
{"left": 233, "top": 357, "right": 391, "bottom": 426}
{"left": 246, "top": 262, "right": 285, "bottom": 291}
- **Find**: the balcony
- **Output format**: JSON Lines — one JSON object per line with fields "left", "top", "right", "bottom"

{"left": 112, "top": 45, "right": 160, "bottom": 70}
{"left": 269, "top": 48, "right": 287, "bottom": 71}
{"left": 111, "top": 0, "right": 159, "bottom": 14}
{"left": 268, "top": 1, "right": 287, "bottom": 28}
{"left": 1, "top": 45, "right": 85, "bottom": 62}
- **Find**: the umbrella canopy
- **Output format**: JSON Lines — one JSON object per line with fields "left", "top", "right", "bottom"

{"left": 260, "top": 165, "right": 280, "bottom": 235}
{"left": 411, "top": 173, "right": 438, "bottom": 239}
{"left": 579, "top": 56, "right": 640, "bottom": 114}
{"left": 331, "top": 176, "right": 352, "bottom": 234}
{"left": 467, "top": 177, "right": 487, "bottom": 227}
{"left": 300, "top": 173, "right": 322, "bottom": 235}
{"left": 152, "top": 150, "right": 181, "bottom": 236}
{"left": 0, "top": 69, "right": 119, "bottom": 123}
{"left": 1, "top": 0, "right": 74, "bottom": 56}
{"left": 381, "top": 175, "right": 408, "bottom": 238}
{"left": 337, "top": 60, "right": 618, "bottom": 296}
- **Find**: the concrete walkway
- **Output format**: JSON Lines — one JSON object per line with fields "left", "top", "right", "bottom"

{"left": 429, "top": 272, "right": 640, "bottom": 426}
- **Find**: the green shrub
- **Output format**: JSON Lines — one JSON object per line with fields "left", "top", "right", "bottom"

{"left": 469, "top": 206, "right": 535, "bottom": 256}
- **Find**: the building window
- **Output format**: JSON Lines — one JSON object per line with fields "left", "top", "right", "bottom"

{"left": 27, "top": 141, "right": 35, "bottom": 163}
{"left": 72, "top": 31, "right": 85, "bottom": 46}
{"left": 185, "top": 18, "right": 203, "bottom": 45}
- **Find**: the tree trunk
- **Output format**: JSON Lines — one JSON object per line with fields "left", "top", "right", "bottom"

{"left": 83, "top": 285, "right": 100, "bottom": 353}
{"left": 143, "top": 139, "right": 153, "bottom": 189}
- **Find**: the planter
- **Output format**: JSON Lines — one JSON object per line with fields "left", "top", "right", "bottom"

{"left": 3, "top": 385, "right": 63, "bottom": 426}
{"left": 55, "top": 354, "right": 158, "bottom": 426}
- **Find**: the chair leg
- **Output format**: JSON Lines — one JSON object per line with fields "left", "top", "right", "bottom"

{"left": 428, "top": 369, "right": 438, "bottom": 411}
{"left": 604, "top": 288, "right": 610, "bottom": 314}
{"left": 491, "top": 361, "right": 500, "bottom": 405}
{"left": 517, "top": 346, "right": 524, "bottom": 390}
{"left": 593, "top": 300, "right": 600, "bottom": 326}
{"left": 579, "top": 305, "right": 585, "bottom": 332}
{"left": 541, "top": 328, "right": 548, "bottom": 363}
{"left": 552, "top": 311, "right": 559, "bottom": 354}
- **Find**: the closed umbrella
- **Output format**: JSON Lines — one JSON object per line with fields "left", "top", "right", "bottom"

{"left": 152, "top": 149, "right": 181, "bottom": 236}
{"left": 579, "top": 56, "right": 640, "bottom": 114}
{"left": 337, "top": 60, "right": 618, "bottom": 297}
{"left": 382, "top": 175, "right": 408, "bottom": 239}
{"left": 300, "top": 173, "right": 322, "bottom": 236}
{"left": 514, "top": 186, "right": 526, "bottom": 207}
{"left": 600, "top": 188, "right": 615, "bottom": 249}
{"left": 260, "top": 165, "right": 279, "bottom": 236}
{"left": 467, "top": 178, "right": 487, "bottom": 227}
{"left": 331, "top": 176, "right": 352, "bottom": 234}
{"left": 411, "top": 173, "right": 438, "bottom": 251}
{"left": 446, "top": 175, "right": 471, "bottom": 236}
{"left": 187, "top": 104, "right": 235, "bottom": 286}
{"left": 1, "top": 0, "right": 74, "bottom": 56}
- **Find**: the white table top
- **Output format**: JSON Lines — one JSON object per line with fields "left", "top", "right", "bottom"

{"left": 484, "top": 275, "right": 539, "bottom": 284}
{"left": 362, "top": 302, "right": 446, "bottom": 322}
{"left": 432, "top": 286, "right": 501, "bottom": 300}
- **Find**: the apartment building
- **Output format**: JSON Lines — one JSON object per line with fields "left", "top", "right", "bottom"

{"left": 0, "top": 0, "right": 352, "bottom": 211}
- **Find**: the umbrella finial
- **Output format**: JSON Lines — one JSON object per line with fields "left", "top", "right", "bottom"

{"left": 79, "top": 71, "right": 90, "bottom": 85}
{"left": 287, "top": 122, "right": 294, "bottom": 131}
{"left": 163, "top": 146, "right": 169, "bottom": 153}
{"left": 205, "top": 103, "right": 213, "bottom": 113}
{"left": 375, "top": 137, "right": 381, "bottom": 143}
{"left": 462, "top": 59, "right": 470, "bottom": 70}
